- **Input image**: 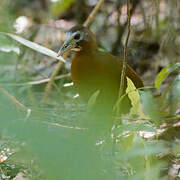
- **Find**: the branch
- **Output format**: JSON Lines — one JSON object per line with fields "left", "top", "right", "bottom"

{"left": 0, "top": 88, "right": 31, "bottom": 120}
{"left": 83, "top": 0, "right": 105, "bottom": 27}
{"left": 42, "top": 53, "right": 69, "bottom": 103}
{"left": 43, "top": 121, "right": 86, "bottom": 130}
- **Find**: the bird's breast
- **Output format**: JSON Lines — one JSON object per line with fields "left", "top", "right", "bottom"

{"left": 71, "top": 53, "right": 100, "bottom": 93}
{"left": 71, "top": 51, "right": 120, "bottom": 102}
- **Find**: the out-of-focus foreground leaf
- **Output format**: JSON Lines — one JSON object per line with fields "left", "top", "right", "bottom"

{"left": 141, "top": 91, "right": 162, "bottom": 126}
{"left": 0, "top": 32, "right": 65, "bottom": 62}
{"left": 87, "top": 90, "right": 100, "bottom": 111}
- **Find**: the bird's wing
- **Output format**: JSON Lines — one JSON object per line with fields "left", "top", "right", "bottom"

{"left": 96, "top": 50, "right": 144, "bottom": 89}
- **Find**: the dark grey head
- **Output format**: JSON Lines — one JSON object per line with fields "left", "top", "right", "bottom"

{"left": 57, "top": 25, "right": 95, "bottom": 57}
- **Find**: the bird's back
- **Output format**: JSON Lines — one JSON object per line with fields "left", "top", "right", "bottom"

{"left": 71, "top": 49, "right": 143, "bottom": 111}
{"left": 95, "top": 50, "right": 144, "bottom": 89}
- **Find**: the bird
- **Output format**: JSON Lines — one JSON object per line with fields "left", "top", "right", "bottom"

{"left": 57, "top": 25, "right": 144, "bottom": 115}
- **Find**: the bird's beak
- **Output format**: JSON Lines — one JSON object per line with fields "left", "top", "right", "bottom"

{"left": 57, "top": 40, "right": 71, "bottom": 57}
{"left": 57, "top": 32, "right": 82, "bottom": 57}
{"left": 57, "top": 32, "right": 76, "bottom": 57}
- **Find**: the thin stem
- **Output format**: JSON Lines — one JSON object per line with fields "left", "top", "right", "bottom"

{"left": 0, "top": 73, "right": 70, "bottom": 86}
{"left": 0, "top": 88, "right": 31, "bottom": 120}
{"left": 118, "top": 0, "right": 131, "bottom": 99}
{"left": 42, "top": 54, "right": 68, "bottom": 103}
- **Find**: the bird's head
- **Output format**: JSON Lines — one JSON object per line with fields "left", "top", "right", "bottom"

{"left": 57, "top": 25, "right": 97, "bottom": 57}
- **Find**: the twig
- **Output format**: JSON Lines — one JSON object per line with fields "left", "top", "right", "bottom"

{"left": 118, "top": 0, "right": 131, "bottom": 99}
{"left": 140, "top": 1, "right": 147, "bottom": 28}
{"left": 113, "top": 1, "right": 131, "bottom": 155}
{"left": 0, "top": 88, "right": 31, "bottom": 120}
{"left": 114, "top": 0, "right": 131, "bottom": 118}
{"left": 43, "top": 121, "right": 87, "bottom": 130}
{"left": 42, "top": 53, "right": 69, "bottom": 103}
{"left": 42, "top": 0, "right": 105, "bottom": 102}
{"left": 0, "top": 73, "right": 70, "bottom": 86}
{"left": 83, "top": 0, "right": 105, "bottom": 27}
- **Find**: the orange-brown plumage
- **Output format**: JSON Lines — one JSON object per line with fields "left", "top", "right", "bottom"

{"left": 58, "top": 25, "right": 143, "bottom": 113}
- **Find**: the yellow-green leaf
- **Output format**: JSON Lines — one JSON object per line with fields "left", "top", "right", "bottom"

{"left": 155, "top": 63, "right": 180, "bottom": 90}
{"left": 126, "top": 77, "right": 145, "bottom": 118}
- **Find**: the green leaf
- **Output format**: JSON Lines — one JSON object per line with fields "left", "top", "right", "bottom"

{"left": 0, "top": 32, "right": 65, "bottom": 62}
{"left": 120, "top": 144, "right": 165, "bottom": 158}
{"left": 173, "top": 142, "right": 180, "bottom": 154}
{"left": 113, "top": 77, "right": 145, "bottom": 117}
{"left": 141, "top": 91, "right": 162, "bottom": 126}
{"left": 172, "top": 74, "right": 180, "bottom": 101}
{"left": 169, "top": 74, "right": 180, "bottom": 114}
{"left": 114, "top": 123, "right": 156, "bottom": 133}
{"left": 155, "top": 63, "right": 180, "bottom": 90}
{"left": 87, "top": 90, "right": 100, "bottom": 111}
{"left": 126, "top": 77, "right": 145, "bottom": 118}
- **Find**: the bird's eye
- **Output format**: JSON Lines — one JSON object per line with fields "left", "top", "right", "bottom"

{"left": 74, "top": 33, "right": 81, "bottom": 40}
{"left": 64, "top": 44, "right": 68, "bottom": 48}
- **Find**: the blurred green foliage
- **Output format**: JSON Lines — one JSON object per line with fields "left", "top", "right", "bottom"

{"left": 155, "top": 63, "right": 180, "bottom": 90}
{"left": 0, "top": 0, "right": 179, "bottom": 179}
{"left": 0, "top": 0, "right": 15, "bottom": 32}
{"left": 51, "top": 0, "right": 74, "bottom": 16}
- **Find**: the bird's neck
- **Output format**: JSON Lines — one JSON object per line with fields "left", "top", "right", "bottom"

{"left": 78, "top": 40, "right": 98, "bottom": 55}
